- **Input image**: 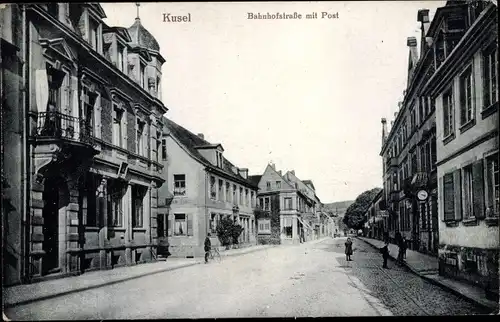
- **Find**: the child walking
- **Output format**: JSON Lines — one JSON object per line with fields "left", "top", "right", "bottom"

{"left": 345, "top": 237, "right": 353, "bottom": 261}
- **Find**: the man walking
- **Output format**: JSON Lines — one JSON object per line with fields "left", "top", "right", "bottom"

{"left": 380, "top": 241, "right": 390, "bottom": 269}
{"left": 204, "top": 233, "right": 212, "bottom": 264}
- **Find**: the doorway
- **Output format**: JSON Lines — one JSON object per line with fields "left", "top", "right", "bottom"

{"left": 42, "top": 177, "right": 61, "bottom": 275}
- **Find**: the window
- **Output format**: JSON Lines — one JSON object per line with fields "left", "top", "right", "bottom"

{"left": 226, "top": 182, "right": 230, "bottom": 202}
{"left": 462, "top": 165, "right": 473, "bottom": 219}
{"left": 284, "top": 217, "right": 293, "bottom": 238}
{"left": 486, "top": 155, "right": 499, "bottom": 217}
{"left": 239, "top": 187, "right": 243, "bottom": 205}
{"left": 139, "top": 63, "right": 145, "bottom": 88}
{"left": 258, "top": 219, "right": 271, "bottom": 234}
{"left": 483, "top": 45, "right": 498, "bottom": 109}
{"left": 174, "top": 214, "right": 187, "bottom": 236}
{"left": 216, "top": 151, "right": 223, "bottom": 168}
{"left": 117, "top": 45, "right": 125, "bottom": 72}
{"left": 209, "top": 213, "right": 219, "bottom": 234}
{"left": 411, "top": 153, "right": 418, "bottom": 175}
{"left": 218, "top": 179, "right": 224, "bottom": 201}
{"left": 284, "top": 197, "right": 292, "bottom": 210}
{"left": 174, "top": 174, "right": 186, "bottom": 196}
{"left": 431, "top": 139, "right": 437, "bottom": 169}
{"left": 259, "top": 198, "right": 264, "bottom": 209}
{"left": 233, "top": 184, "right": 236, "bottom": 203}
{"left": 209, "top": 176, "right": 216, "bottom": 200}
{"left": 47, "top": 3, "right": 59, "bottom": 18}
{"left": 410, "top": 108, "right": 416, "bottom": 131}
{"left": 264, "top": 197, "right": 270, "bottom": 211}
{"left": 132, "top": 185, "right": 144, "bottom": 228}
{"left": 276, "top": 181, "right": 281, "bottom": 189}
{"left": 113, "top": 105, "right": 124, "bottom": 148}
{"left": 83, "top": 173, "right": 99, "bottom": 227}
{"left": 245, "top": 189, "right": 249, "bottom": 206}
{"left": 89, "top": 17, "right": 100, "bottom": 52}
{"left": 136, "top": 119, "right": 145, "bottom": 156}
{"left": 460, "top": 65, "right": 474, "bottom": 125}
{"left": 161, "top": 139, "right": 167, "bottom": 160}
{"left": 443, "top": 89, "right": 454, "bottom": 138}
{"left": 421, "top": 204, "right": 427, "bottom": 230}
{"left": 266, "top": 181, "right": 271, "bottom": 190}
{"left": 107, "top": 182, "right": 123, "bottom": 227}
{"left": 251, "top": 191, "right": 255, "bottom": 207}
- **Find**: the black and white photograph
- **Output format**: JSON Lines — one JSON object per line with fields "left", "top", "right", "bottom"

{"left": 1, "top": 1, "right": 499, "bottom": 319}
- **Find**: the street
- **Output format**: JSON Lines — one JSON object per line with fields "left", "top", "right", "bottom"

{"left": 5, "top": 237, "right": 489, "bottom": 319}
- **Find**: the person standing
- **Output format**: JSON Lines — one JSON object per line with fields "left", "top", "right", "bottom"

{"left": 345, "top": 237, "right": 353, "bottom": 261}
{"left": 380, "top": 241, "right": 390, "bottom": 268}
{"left": 401, "top": 237, "right": 407, "bottom": 260}
{"left": 204, "top": 233, "right": 212, "bottom": 264}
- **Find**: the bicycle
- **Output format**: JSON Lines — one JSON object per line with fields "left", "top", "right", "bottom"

{"left": 206, "top": 247, "right": 222, "bottom": 263}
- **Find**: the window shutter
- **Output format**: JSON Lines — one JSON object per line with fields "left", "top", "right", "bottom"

{"left": 187, "top": 214, "right": 193, "bottom": 236}
{"left": 472, "top": 160, "right": 485, "bottom": 219}
{"left": 453, "top": 170, "right": 462, "bottom": 221}
{"left": 95, "top": 95, "right": 102, "bottom": 139}
{"left": 443, "top": 173, "right": 455, "bottom": 221}
{"left": 485, "top": 159, "right": 494, "bottom": 211}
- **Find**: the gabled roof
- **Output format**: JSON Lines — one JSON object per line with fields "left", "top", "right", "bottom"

{"left": 163, "top": 117, "right": 257, "bottom": 189}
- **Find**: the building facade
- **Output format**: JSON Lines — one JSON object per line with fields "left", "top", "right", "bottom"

{"left": 253, "top": 164, "right": 318, "bottom": 245}
{"left": 420, "top": 1, "right": 498, "bottom": 299}
{"left": 157, "top": 118, "right": 258, "bottom": 258}
{"left": 380, "top": 8, "right": 439, "bottom": 254}
{"left": 2, "top": 3, "right": 167, "bottom": 285}
{"left": 363, "top": 189, "right": 386, "bottom": 240}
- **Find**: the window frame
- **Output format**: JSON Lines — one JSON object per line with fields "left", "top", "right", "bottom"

{"left": 462, "top": 165, "right": 474, "bottom": 220}
{"left": 459, "top": 64, "right": 474, "bottom": 126}
{"left": 174, "top": 213, "right": 187, "bottom": 236}
{"left": 482, "top": 44, "right": 498, "bottom": 110}
{"left": 442, "top": 87, "right": 454, "bottom": 139}
{"left": 173, "top": 174, "right": 186, "bottom": 196}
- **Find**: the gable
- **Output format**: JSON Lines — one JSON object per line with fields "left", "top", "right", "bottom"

{"left": 258, "top": 165, "right": 294, "bottom": 192}
{"left": 40, "top": 38, "right": 77, "bottom": 65}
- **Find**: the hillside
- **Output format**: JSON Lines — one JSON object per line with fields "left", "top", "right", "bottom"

{"left": 322, "top": 200, "right": 355, "bottom": 216}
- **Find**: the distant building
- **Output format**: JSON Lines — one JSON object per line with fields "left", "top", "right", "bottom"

{"left": 252, "top": 164, "right": 318, "bottom": 244}
{"left": 421, "top": 1, "right": 498, "bottom": 299}
{"left": 157, "top": 118, "right": 258, "bottom": 257}
{"left": 363, "top": 190, "right": 385, "bottom": 240}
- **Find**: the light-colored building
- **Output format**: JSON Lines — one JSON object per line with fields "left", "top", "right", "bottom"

{"left": 363, "top": 189, "right": 386, "bottom": 240}
{"left": 420, "top": 1, "right": 498, "bottom": 300}
{"left": 157, "top": 118, "right": 258, "bottom": 257}
{"left": 2, "top": 3, "right": 167, "bottom": 285}
{"left": 252, "top": 164, "right": 318, "bottom": 245}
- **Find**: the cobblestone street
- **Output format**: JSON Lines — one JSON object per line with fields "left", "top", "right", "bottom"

{"left": 4, "top": 238, "right": 490, "bottom": 319}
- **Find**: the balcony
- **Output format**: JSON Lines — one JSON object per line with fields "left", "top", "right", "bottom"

{"left": 35, "top": 112, "right": 94, "bottom": 146}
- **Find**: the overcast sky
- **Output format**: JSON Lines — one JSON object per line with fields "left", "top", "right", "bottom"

{"left": 101, "top": 1, "right": 445, "bottom": 203}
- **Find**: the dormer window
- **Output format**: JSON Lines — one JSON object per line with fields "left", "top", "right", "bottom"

{"left": 139, "top": 63, "right": 145, "bottom": 88}
{"left": 117, "top": 44, "right": 124, "bottom": 72}
{"left": 89, "top": 18, "right": 99, "bottom": 50}
{"left": 216, "top": 151, "right": 223, "bottom": 168}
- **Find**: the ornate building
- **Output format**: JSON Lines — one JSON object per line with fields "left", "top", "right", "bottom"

{"left": 2, "top": 3, "right": 167, "bottom": 285}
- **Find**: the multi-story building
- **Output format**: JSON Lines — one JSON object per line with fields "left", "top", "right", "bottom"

{"left": 2, "top": 3, "right": 167, "bottom": 285}
{"left": 252, "top": 164, "right": 318, "bottom": 245}
{"left": 363, "top": 189, "right": 386, "bottom": 240}
{"left": 156, "top": 117, "right": 258, "bottom": 257}
{"left": 420, "top": 0, "right": 498, "bottom": 300}
{"left": 380, "top": 7, "right": 439, "bottom": 254}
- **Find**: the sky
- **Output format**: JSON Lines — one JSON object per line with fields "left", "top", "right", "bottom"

{"left": 100, "top": 1, "right": 445, "bottom": 203}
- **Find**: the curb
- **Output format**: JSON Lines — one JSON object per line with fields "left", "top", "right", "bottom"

{"left": 356, "top": 237, "right": 497, "bottom": 312}
{"left": 221, "top": 245, "right": 276, "bottom": 257}
{"left": 3, "top": 261, "right": 200, "bottom": 308}
{"left": 4, "top": 245, "right": 275, "bottom": 308}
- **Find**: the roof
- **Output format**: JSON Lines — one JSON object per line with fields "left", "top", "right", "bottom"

{"left": 248, "top": 175, "right": 262, "bottom": 187}
{"left": 302, "top": 180, "right": 315, "bottom": 190}
{"left": 128, "top": 18, "right": 160, "bottom": 51}
{"left": 163, "top": 117, "right": 257, "bottom": 189}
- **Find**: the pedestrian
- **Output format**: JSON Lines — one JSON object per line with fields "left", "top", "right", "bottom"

{"left": 397, "top": 236, "right": 406, "bottom": 265}
{"left": 345, "top": 237, "right": 353, "bottom": 261}
{"left": 380, "top": 241, "right": 389, "bottom": 268}
{"left": 204, "top": 233, "right": 211, "bottom": 264}
{"left": 401, "top": 237, "right": 407, "bottom": 260}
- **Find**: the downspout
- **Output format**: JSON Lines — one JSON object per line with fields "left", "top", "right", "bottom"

{"left": 21, "top": 3, "right": 31, "bottom": 283}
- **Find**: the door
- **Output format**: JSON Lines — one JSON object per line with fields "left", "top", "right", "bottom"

{"left": 42, "top": 177, "right": 60, "bottom": 274}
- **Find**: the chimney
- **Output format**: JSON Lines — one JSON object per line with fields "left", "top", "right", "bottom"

{"left": 290, "top": 170, "right": 295, "bottom": 176}
{"left": 197, "top": 133, "right": 204, "bottom": 140}
{"left": 398, "top": 101, "right": 403, "bottom": 110}
{"left": 239, "top": 168, "right": 248, "bottom": 179}
{"left": 417, "top": 9, "right": 430, "bottom": 54}
{"left": 381, "top": 118, "right": 388, "bottom": 144}
{"left": 269, "top": 161, "right": 275, "bottom": 169}
{"left": 407, "top": 36, "right": 419, "bottom": 69}
{"left": 278, "top": 170, "right": 282, "bottom": 176}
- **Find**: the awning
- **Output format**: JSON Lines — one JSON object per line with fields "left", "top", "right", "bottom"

{"left": 297, "top": 216, "right": 313, "bottom": 231}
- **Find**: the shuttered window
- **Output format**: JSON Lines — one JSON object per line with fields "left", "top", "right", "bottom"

{"left": 462, "top": 165, "right": 473, "bottom": 219}
{"left": 443, "top": 173, "right": 455, "bottom": 221}
{"left": 486, "top": 154, "right": 499, "bottom": 217}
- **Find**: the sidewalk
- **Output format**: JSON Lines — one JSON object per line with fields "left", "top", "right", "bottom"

{"left": 3, "top": 244, "right": 275, "bottom": 308}
{"left": 358, "top": 237, "right": 498, "bottom": 312}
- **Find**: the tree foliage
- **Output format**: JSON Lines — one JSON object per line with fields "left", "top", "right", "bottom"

{"left": 343, "top": 188, "right": 382, "bottom": 230}
{"left": 216, "top": 216, "right": 244, "bottom": 248}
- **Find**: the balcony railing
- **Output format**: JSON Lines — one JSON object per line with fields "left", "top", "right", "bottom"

{"left": 36, "top": 111, "right": 93, "bottom": 145}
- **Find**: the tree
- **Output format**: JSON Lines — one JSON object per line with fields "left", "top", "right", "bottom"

{"left": 343, "top": 188, "right": 382, "bottom": 230}
{"left": 216, "top": 216, "right": 244, "bottom": 249}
